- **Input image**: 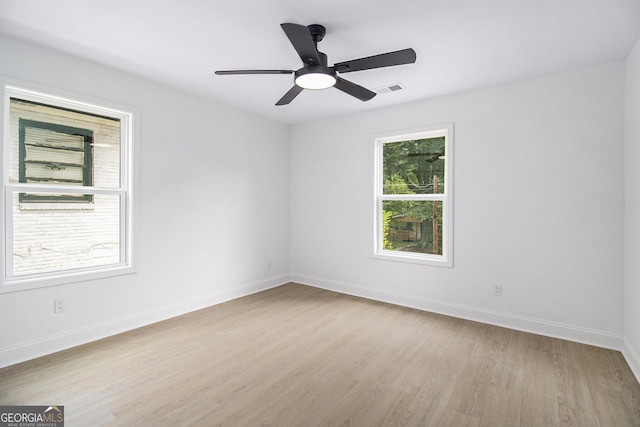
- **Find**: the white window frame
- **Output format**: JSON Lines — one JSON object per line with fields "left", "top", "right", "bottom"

{"left": 1, "top": 80, "right": 137, "bottom": 292}
{"left": 373, "top": 124, "right": 453, "bottom": 267}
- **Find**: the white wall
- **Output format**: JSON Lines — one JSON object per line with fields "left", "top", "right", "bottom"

{"left": 290, "top": 62, "right": 626, "bottom": 348}
{"left": 624, "top": 37, "right": 640, "bottom": 378}
{"left": 0, "top": 35, "right": 291, "bottom": 367}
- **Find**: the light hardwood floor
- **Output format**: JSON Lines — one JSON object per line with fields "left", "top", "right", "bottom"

{"left": 1, "top": 283, "right": 639, "bottom": 426}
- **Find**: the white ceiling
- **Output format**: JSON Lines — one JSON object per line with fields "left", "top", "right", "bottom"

{"left": 1, "top": 0, "right": 639, "bottom": 125}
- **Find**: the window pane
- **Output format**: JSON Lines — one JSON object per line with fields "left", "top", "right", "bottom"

{"left": 9, "top": 98, "right": 121, "bottom": 189}
{"left": 382, "top": 137, "right": 445, "bottom": 194}
{"left": 11, "top": 192, "right": 122, "bottom": 276}
{"left": 382, "top": 200, "right": 443, "bottom": 255}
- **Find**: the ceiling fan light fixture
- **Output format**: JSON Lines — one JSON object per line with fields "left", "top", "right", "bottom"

{"left": 294, "top": 66, "right": 336, "bottom": 90}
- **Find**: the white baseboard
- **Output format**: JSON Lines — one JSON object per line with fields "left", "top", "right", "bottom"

{"left": 3, "top": 273, "right": 627, "bottom": 371}
{"left": 623, "top": 338, "right": 640, "bottom": 383}
{"left": 291, "top": 273, "right": 623, "bottom": 351}
{"left": 0, "top": 274, "right": 290, "bottom": 369}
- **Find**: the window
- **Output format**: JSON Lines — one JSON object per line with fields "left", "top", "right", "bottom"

{"left": 2, "top": 84, "right": 136, "bottom": 290}
{"left": 374, "top": 124, "right": 453, "bottom": 267}
{"left": 19, "top": 116, "right": 94, "bottom": 203}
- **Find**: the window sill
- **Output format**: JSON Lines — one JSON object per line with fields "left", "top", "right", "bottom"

{"left": 372, "top": 251, "right": 452, "bottom": 268}
{"left": 1, "top": 264, "right": 136, "bottom": 294}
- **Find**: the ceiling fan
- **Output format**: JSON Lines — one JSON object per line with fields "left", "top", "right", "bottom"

{"left": 215, "top": 23, "right": 417, "bottom": 106}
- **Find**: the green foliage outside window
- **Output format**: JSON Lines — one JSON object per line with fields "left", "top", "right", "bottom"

{"left": 382, "top": 137, "right": 445, "bottom": 255}
{"left": 382, "top": 210, "right": 393, "bottom": 250}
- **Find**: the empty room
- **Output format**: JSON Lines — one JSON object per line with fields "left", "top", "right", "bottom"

{"left": 1, "top": 0, "right": 640, "bottom": 425}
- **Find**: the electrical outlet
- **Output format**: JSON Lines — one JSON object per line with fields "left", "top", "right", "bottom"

{"left": 54, "top": 298, "right": 65, "bottom": 313}
{"left": 494, "top": 285, "right": 503, "bottom": 297}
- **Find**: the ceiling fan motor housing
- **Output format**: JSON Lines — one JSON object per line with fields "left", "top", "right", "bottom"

{"left": 294, "top": 50, "right": 338, "bottom": 90}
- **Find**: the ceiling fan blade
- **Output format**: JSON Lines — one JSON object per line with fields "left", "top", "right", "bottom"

{"left": 281, "top": 23, "right": 321, "bottom": 65}
{"left": 215, "top": 70, "right": 293, "bottom": 75}
{"left": 334, "top": 48, "right": 417, "bottom": 73}
{"left": 334, "top": 77, "right": 376, "bottom": 102}
{"left": 276, "top": 85, "right": 304, "bottom": 106}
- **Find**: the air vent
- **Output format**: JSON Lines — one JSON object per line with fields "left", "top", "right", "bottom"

{"left": 374, "top": 83, "right": 405, "bottom": 94}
